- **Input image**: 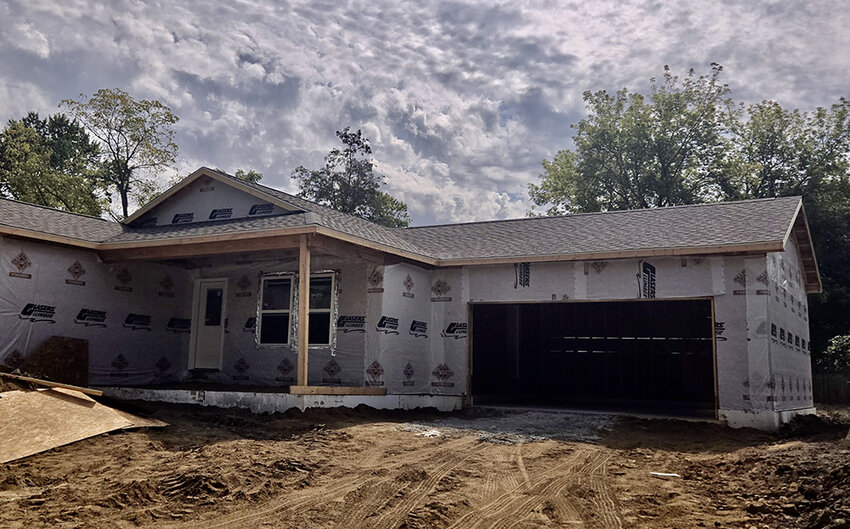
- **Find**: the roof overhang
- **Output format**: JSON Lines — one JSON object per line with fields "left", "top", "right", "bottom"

{"left": 1, "top": 221, "right": 812, "bottom": 275}
{"left": 0, "top": 192, "right": 822, "bottom": 290}
{"left": 0, "top": 225, "right": 102, "bottom": 250}
{"left": 783, "top": 201, "right": 822, "bottom": 294}
{"left": 433, "top": 240, "right": 785, "bottom": 267}
{"left": 94, "top": 225, "right": 439, "bottom": 266}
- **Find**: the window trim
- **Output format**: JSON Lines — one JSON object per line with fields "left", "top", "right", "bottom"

{"left": 257, "top": 273, "right": 295, "bottom": 346}
{"left": 306, "top": 272, "right": 335, "bottom": 347}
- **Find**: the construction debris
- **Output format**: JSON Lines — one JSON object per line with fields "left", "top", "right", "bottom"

{"left": 0, "top": 371, "right": 102, "bottom": 396}
{"left": 0, "top": 385, "right": 166, "bottom": 463}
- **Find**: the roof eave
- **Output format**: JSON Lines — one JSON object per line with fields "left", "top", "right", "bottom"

{"left": 784, "top": 201, "right": 822, "bottom": 294}
{"left": 0, "top": 225, "right": 102, "bottom": 249}
{"left": 434, "top": 240, "right": 786, "bottom": 267}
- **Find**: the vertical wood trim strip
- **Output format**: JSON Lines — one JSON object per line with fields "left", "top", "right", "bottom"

{"left": 297, "top": 234, "right": 311, "bottom": 386}
{"left": 711, "top": 297, "right": 719, "bottom": 419}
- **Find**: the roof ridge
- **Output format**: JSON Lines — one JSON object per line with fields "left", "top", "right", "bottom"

{"left": 0, "top": 196, "right": 118, "bottom": 223}
{"left": 212, "top": 168, "right": 411, "bottom": 233}
{"left": 404, "top": 196, "right": 800, "bottom": 230}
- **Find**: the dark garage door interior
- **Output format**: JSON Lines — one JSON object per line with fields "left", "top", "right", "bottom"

{"left": 471, "top": 299, "right": 716, "bottom": 416}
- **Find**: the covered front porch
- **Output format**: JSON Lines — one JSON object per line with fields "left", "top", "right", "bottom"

{"left": 95, "top": 231, "right": 404, "bottom": 396}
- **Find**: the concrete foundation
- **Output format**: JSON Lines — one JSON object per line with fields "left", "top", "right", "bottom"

{"left": 719, "top": 407, "right": 817, "bottom": 431}
{"left": 98, "top": 387, "right": 464, "bottom": 414}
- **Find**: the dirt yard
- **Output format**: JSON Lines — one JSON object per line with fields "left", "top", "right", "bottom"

{"left": 1, "top": 401, "right": 849, "bottom": 529}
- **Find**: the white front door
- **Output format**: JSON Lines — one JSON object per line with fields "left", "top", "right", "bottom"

{"left": 190, "top": 278, "right": 227, "bottom": 370}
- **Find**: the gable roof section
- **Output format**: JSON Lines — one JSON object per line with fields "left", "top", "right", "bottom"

{"left": 0, "top": 168, "right": 821, "bottom": 292}
{"left": 123, "top": 167, "right": 306, "bottom": 225}
{"left": 224, "top": 171, "right": 426, "bottom": 255}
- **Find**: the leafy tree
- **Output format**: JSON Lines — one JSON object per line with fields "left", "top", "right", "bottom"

{"left": 816, "top": 335, "right": 850, "bottom": 374}
{"left": 529, "top": 65, "right": 850, "bottom": 361}
{"left": 0, "top": 112, "right": 102, "bottom": 215}
{"left": 720, "top": 99, "right": 850, "bottom": 200}
{"left": 371, "top": 191, "right": 411, "bottom": 228}
{"left": 723, "top": 99, "right": 850, "bottom": 361}
{"left": 234, "top": 169, "right": 263, "bottom": 183}
{"left": 529, "top": 64, "right": 731, "bottom": 214}
{"left": 62, "top": 88, "right": 179, "bottom": 218}
{"left": 805, "top": 178, "right": 850, "bottom": 359}
{"left": 292, "top": 127, "right": 410, "bottom": 228}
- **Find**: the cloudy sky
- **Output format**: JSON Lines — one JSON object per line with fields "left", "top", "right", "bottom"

{"left": 1, "top": 0, "right": 848, "bottom": 225}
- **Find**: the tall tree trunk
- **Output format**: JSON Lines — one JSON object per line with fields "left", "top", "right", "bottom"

{"left": 120, "top": 188, "right": 129, "bottom": 218}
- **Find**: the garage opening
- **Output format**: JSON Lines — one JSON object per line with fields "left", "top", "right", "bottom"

{"left": 471, "top": 299, "right": 716, "bottom": 416}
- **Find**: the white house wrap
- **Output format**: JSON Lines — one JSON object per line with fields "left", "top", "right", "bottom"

{"left": 0, "top": 167, "right": 821, "bottom": 430}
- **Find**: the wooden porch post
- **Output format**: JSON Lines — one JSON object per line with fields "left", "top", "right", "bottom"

{"left": 297, "top": 234, "right": 310, "bottom": 386}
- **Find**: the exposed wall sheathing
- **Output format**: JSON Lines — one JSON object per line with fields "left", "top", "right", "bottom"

{"left": 193, "top": 256, "right": 367, "bottom": 387}
{"left": 1, "top": 236, "right": 190, "bottom": 385}
{"left": 131, "top": 175, "right": 290, "bottom": 227}
{"left": 0, "top": 230, "right": 815, "bottom": 423}
{"left": 767, "top": 238, "right": 814, "bottom": 410}
{"left": 464, "top": 256, "right": 781, "bottom": 415}
{"left": 361, "top": 264, "right": 467, "bottom": 395}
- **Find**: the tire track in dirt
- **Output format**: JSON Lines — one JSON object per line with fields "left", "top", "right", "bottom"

{"left": 502, "top": 451, "right": 613, "bottom": 529}
{"left": 447, "top": 447, "right": 592, "bottom": 529}
{"left": 584, "top": 458, "right": 622, "bottom": 529}
{"left": 479, "top": 470, "right": 499, "bottom": 502}
{"left": 166, "top": 436, "right": 476, "bottom": 529}
{"left": 369, "top": 450, "right": 477, "bottom": 528}
{"left": 567, "top": 451, "right": 622, "bottom": 529}
{"left": 489, "top": 458, "right": 591, "bottom": 529}
{"left": 332, "top": 478, "right": 412, "bottom": 529}
{"left": 458, "top": 447, "right": 623, "bottom": 529}
{"left": 336, "top": 437, "right": 478, "bottom": 528}
{"left": 516, "top": 444, "right": 531, "bottom": 486}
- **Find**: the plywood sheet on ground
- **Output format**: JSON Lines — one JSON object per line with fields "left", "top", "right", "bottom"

{"left": 0, "top": 388, "right": 165, "bottom": 463}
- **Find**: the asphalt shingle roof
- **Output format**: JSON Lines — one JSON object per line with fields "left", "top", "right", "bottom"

{"left": 227, "top": 174, "right": 428, "bottom": 255}
{"left": 400, "top": 197, "right": 802, "bottom": 260}
{"left": 105, "top": 212, "right": 310, "bottom": 243}
{"left": 0, "top": 169, "right": 802, "bottom": 264}
{"left": 0, "top": 197, "right": 124, "bottom": 243}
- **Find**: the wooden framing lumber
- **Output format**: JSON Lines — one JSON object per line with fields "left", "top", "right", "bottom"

{"left": 0, "top": 372, "right": 103, "bottom": 396}
{"left": 436, "top": 241, "right": 785, "bottom": 267}
{"left": 99, "top": 233, "right": 306, "bottom": 262}
{"left": 297, "top": 235, "right": 310, "bottom": 387}
{"left": 288, "top": 385, "right": 387, "bottom": 396}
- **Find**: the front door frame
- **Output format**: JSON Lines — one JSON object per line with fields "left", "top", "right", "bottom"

{"left": 188, "top": 277, "right": 228, "bottom": 370}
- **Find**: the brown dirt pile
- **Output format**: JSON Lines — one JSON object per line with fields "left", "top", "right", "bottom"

{"left": 0, "top": 403, "right": 848, "bottom": 528}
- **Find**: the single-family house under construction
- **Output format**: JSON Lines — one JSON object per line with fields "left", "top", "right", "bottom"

{"left": 0, "top": 168, "right": 821, "bottom": 430}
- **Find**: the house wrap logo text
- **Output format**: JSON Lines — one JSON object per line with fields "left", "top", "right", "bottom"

{"left": 441, "top": 322, "right": 467, "bottom": 339}
{"left": 75, "top": 309, "right": 107, "bottom": 327}
{"left": 337, "top": 315, "right": 366, "bottom": 333}
{"left": 19, "top": 303, "right": 56, "bottom": 323}
{"left": 409, "top": 320, "right": 428, "bottom": 338}
{"left": 376, "top": 316, "right": 399, "bottom": 334}
{"left": 123, "top": 314, "right": 152, "bottom": 331}
{"left": 209, "top": 208, "right": 233, "bottom": 220}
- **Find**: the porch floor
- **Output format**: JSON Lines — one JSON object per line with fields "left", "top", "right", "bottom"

{"left": 94, "top": 386, "right": 463, "bottom": 414}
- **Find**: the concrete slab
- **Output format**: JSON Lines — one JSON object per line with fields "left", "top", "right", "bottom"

{"left": 98, "top": 387, "right": 464, "bottom": 414}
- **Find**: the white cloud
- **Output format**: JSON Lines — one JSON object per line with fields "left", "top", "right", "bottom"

{"left": 1, "top": 22, "right": 51, "bottom": 59}
{"left": 0, "top": 0, "right": 847, "bottom": 224}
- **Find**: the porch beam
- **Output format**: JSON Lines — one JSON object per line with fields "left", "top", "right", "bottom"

{"left": 98, "top": 234, "right": 304, "bottom": 262}
{"left": 297, "top": 234, "right": 310, "bottom": 386}
{"left": 308, "top": 236, "right": 404, "bottom": 265}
